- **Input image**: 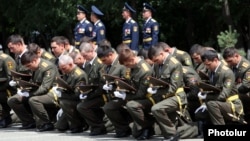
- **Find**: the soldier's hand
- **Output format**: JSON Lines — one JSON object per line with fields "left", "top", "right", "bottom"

{"left": 195, "top": 103, "right": 207, "bottom": 113}
{"left": 9, "top": 80, "right": 17, "bottom": 87}
{"left": 79, "top": 94, "right": 87, "bottom": 100}
{"left": 52, "top": 86, "right": 62, "bottom": 98}
{"left": 17, "top": 89, "right": 29, "bottom": 97}
{"left": 114, "top": 91, "right": 126, "bottom": 100}
{"left": 147, "top": 87, "right": 157, "bottom": 95}
{"left": 198, "top": 91, "right": 207, "bottom": 100}
{"left": 103, "top": 84, "right": 113, "bottom": 91}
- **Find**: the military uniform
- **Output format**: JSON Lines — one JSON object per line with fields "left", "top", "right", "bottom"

{"left": 55, "top": 66, "right": 88, "bottom": 132}
{"left": 106, "top": 59, "right": 152, "bottom": 138}
{"left": 15, "top": 49, "right": 31, "bottom": 74}
{"left": 231, "top": 57, "right": 250, "bottom": 122}
{"left": 122, "top": 18, "right": 139, "bottom": 51}
{"left": 205, "top": 63, "right": 244, "bottom": 125}
{"left": 182, "top": 66, "right": 201, "bottom": 121}
{"left": 8, "top": 59, "right": 59, "bottom": 129}
{"left": 40, "top": 49, "right": 57, "bottom": 63}
{"left": 76, "top": 56, "right": 107, "bottom": 135}
{"left": 0, "top": 52, "right": 16, "bottom": 127}
{"left": 171, "top": 47, "right": 193, "bottom": 67}
{"left": 91, "top": 5, "right": 106, "bottom": 44}
{"left": 151, "top": 55, "right": 190, "bottom": 139}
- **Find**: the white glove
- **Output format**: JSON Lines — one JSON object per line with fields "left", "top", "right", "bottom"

{"left": 198, "top": 91, "right": 207, "bottom": 100}
{"left": 56, "top": 108, "right": 63, "bottom": 121}
{"left": 147, "top": 87, "right": 157, "bottom": 95}
{"left": 17, "top": 89, "right": 29, "bottom": 97}
{"left": 195, "top": 104, "right": 207, "bottom": 113}
{"left": 79, "top": 94, "right": 87, "bottom": 100}
{"left": 9, "top": 80, "right": 17, "bottom": 87}
{"left": 114, "top": 91, "right": 126, "bottom": 100}
{"left": 103, "top": 84, "right": 113, "bottom": 91}
{"left": 52, "top": 86, "right": 62, "bottom": 98}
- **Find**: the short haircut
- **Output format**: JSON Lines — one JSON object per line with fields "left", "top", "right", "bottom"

{"left": 97, "top": 45, "right": 114, "bottom": 58}
{"left": 27, "top": 43, "right": 41, "bottom": 54}
{"left": 148, "top": 44, "right": 164, "bottom": 60}
{"left": 79, "top": 42, "right": 93, "bottom": 53}
{"left": 58, "top": 55, "right": 73, "bottom": 66}
{"left": 201, "top": 49, "right": 218, "bottom": 62}
{"left": 51, "top": 36, "right": 65, "bottom": 46}
{"left": 222, "top": 47, "right": 238, "bottom": 59}
{"left": 157, "top": 42, "right": 170, "bottom": 50}
{"left": 6, "top": 34, "right": 24, "bottom": 45}
{"left": 118, "top": 48, "right": 136, "bottom": 64}
{"left": 116, "top": 43, "right": 130, "bottom": 54}
{"left": 21, "top": 51, "right": 39, "bottom": 65}
{"left": 189, "top": 44, "right": 204, "bottom": 56}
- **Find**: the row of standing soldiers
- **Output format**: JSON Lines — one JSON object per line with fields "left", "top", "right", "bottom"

{"left": 0, "top": 33, "right": 249, "bottom": 141}
{"left": 74, "top": 2, "right": 159, "bottom": 52}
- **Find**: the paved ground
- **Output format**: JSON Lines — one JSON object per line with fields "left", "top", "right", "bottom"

{"left": 0, "top": 123, "right": 203, "bottom": 141}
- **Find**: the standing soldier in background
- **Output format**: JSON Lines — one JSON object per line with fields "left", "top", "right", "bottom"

{"left": 27, "top": 43, "right": 56, "bottom": 64}
{"left": 122, "top": 2, "right": 139, "bottom": 52}
{"left": 90, "top": 5, "right": 106, "bottom": 45}
{"left": 74, "top": 4, "right": 93, "bottom": 48}
{"left": 0, "top": 44, "right": 16, "bottom": 128}
{"left": 142, "top": 3, "right": 159, "bottom": 50}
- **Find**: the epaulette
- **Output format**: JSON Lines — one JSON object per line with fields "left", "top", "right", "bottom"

{"left": 44, "top": 52, "right": 53, "bottom": 59}
{"left": 183, "top": 67, "right": 187, "bottom": 73}
{"left": 141, "top": 63, "right": 149, "bottom": 72}
{"left": 131, "top": 20, "right": 135, "bottom": 24}
{"left": 75, "top": 68, "right": 83, "bottom": 76}
{"left": 151, "top": 19, "right": 156, "bottom": 22}
{"left": 41, "top": 62, "right": 48, "bottom": 68}
{"left": 242, "top": 62, "right": 249, "bottom": 68}
{"left": 98, "top": 22, "right": 103, "bottom": 27}
{"left": 176, "top": 50, "right": 185, "bottom": 55}
{"left": 170, "top": 57, "right": 178, "bottom": 64}
{"left": 0, "top": 53, "right": 8, "bottom": 59}
{"left": 97, "top": 58, "right": 102, "bottom": 64}
{"left": 222, "top": 65, "right": 229, "bottom": 70}
{"left": 85, "top": 20, "right": 90, "bottom": 24}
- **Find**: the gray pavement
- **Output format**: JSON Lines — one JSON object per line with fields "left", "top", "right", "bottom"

{"left": 0, "top": 123, "right": 203, "bottom": 141}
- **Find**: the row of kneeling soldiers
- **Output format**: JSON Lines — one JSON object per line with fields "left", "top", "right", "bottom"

{"left": 0, "top": 34, "right": 249, "bottom": 141}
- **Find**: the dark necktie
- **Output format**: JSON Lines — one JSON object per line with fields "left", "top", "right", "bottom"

{"left": 17, "top": 56, "right": 21, "bottom": 66}
{"left": 159, "top": 64, "right": 163, "bottom": 74}
{"left": 210, "top": 71, "right": 215, "bottom": 84}
{"left": 106, "top": 65, "right": 111, "bottom": 73}
{"left": 232, "top": 67, "right": 237, "bottom": 75}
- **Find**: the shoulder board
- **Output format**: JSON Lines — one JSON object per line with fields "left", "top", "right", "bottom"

{"left": 141, "top": 63, "right": 149, "bottom": 72}
{"left": 151, "top": 19, "right": 156, "bottom": 22}
{"left": 242, "top": 62, "right": 249, "bottom": 68}
{"left": 131, "top": 20, "right": 135, "bottom": 23}
{"left": 41, "top": 62, "right": 48, "bottom": 68}
{"left": 44, "top": 52, "right": 53, "bottom": 59}
{"left": 97, "top": 58, "right": 102, "bottom": 64}
{"left": 0, "top": 53, "right": 8, "bottom": 59}
{"left": 85, "top": 20, "right": 90, "bottom": 24}
{"left": 222, "top": 65, "right": 229, "bottom": 70}
{"left": 183, "top": 67, "right": 187, "bottom": 73}
{"left": 98, "top": 22, "right": 103, "bottom": 27}
{"left": 176, "top": 50, "right": 184, "bottom": 55}
{"left": 170, "top": 57, "right": 178, "bottom": 64}
{"left": 75, "top": 68, "right": 83, "bottom": 76}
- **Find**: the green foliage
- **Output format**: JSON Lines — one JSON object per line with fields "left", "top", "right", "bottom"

{"left": 217, "top": 26, "right": 239, "bottom": 49}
